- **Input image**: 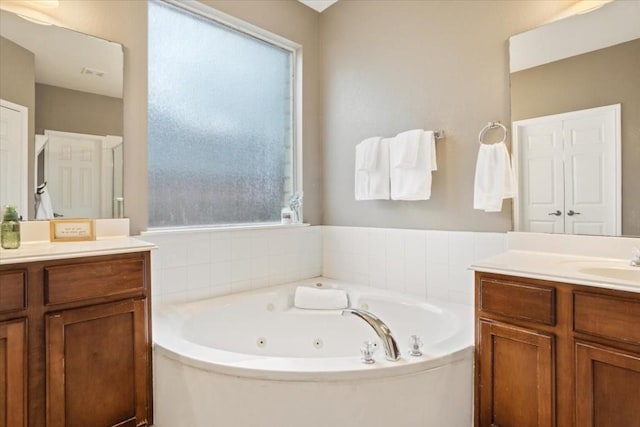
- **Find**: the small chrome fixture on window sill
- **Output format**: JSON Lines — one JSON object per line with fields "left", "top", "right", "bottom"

{"left": 631, "top": 247, "right": 640, "bottom": 267}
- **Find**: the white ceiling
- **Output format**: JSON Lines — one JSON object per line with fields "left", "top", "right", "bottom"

{"left": 298, "top": 0, "right": 339, "bottom": 13}
{"left": 0, "top": 9, "right": 123, "bottom": 98}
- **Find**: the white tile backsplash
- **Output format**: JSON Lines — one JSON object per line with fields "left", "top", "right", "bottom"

{"left": 367, "top": 229, "right": 386, "bottom": 258}
{"left": 231, "top": 258, "right": 252, "bottom": 282}
{"left": 251, "top": 256, "right": 269, "bottom": 278}
{"left": 141, "top": 226, "right": 322, "bottom": 304}
{"left": 187, "top": 263, "right": 210, "bottom": 289}
{"left": 405, "top": 231, "right": 427, "bottom": 259}
{"left": 142, "top": 225, "right": 507, "bottom": 308}
{"left": 474, "top": 232, "right": 508, "bottom": 260}
{"left": 322, "top": 226, "right": 507, "bottom": 307}
{"left": 161, "top": 266, "right": 188, "bottom": 295}
{"left": 211, "top": 261, "right": 231, "bottom": 286}
{"left": 231, "top": 280, "right": 252, "bottom": 293}
{"left": 211, "top": 238, "right": 232, "bottom": 262}
{"left": 186, "top": 286, "right": 211, "bottom": 302}
{"left": 368, "top": 254, "right": 387, "bottom": 289}
{"left": 405, "top": 256, "right": 427, "bottom": 289}
{"left": 426, "top": 263, "right": 449, "bottom": 296}
{"left": 231, "top": 236, "right": 253, "bottom": 260}
{"left": 160, "top": 241, "right": 188, "bottom": 269}
{"left": 251, "top": 233, "right": 270, "bottom": 258}
{"left": 186, "top": 238, "right": 211, "bottom": 265}
{"left": 426, "top": 230, "right": 450, "bottom": 265}
{"left": 386, "top": 257, "right": 405, "bottom": 292}
{"left": 385, "top": 229, "right": 405, "bottom": 259}
{"left": 448, "top": 232, "right": 475, "bottom": 268}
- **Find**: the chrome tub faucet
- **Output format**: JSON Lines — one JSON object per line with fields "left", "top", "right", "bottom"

{"left": 342, "top": 308, "right": 401, "bottom": 361}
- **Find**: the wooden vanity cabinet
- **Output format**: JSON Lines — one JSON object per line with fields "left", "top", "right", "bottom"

{"left": 0, "top": 270, "right": 28, "bottom": 427}
{"left": 0, "top": 251, "right": 153, "bottom": 427}
{"left": 475, "top": 271, "right": 640, "bottom": 427}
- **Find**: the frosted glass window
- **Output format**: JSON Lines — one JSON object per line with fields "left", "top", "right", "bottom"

{"left": 148, "top": 1, "right": 294, "bottom": 228}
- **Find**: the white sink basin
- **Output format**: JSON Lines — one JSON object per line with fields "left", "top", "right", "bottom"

{"left": 578, "top": 267, "right": 640, "bottom": 283}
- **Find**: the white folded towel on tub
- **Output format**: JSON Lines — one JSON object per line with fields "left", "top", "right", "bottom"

{"left": 294, "top": 287, "right": 349, "bottom": 310}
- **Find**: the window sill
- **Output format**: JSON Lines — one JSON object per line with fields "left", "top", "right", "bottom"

{"left": 140, "top": 222, "right": 309, "bottom": 237}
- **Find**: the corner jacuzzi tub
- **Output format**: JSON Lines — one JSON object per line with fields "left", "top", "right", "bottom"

{"left": 153, "top": 277, "right": 474, "bottom": 427}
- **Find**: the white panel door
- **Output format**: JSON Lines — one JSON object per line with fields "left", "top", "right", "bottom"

{"left": 515, "top": 119, "right": 565, "bottom": 233}
{"left": 0, "top": 101, "right": 28, "bottom": 219}
{"left": 513, "top": 104, "right": 620, "bottom": 236}
{"left": 563, "top": 107, "right": 618, "bottom": 236}
{"left": 45, "top": 131, "right": 102, "bottom": 218}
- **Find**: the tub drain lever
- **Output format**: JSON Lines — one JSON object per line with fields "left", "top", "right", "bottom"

{"left": 360, "top": 341, "right": 376, "bottom": 364}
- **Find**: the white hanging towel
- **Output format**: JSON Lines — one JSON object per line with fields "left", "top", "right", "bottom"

{"left": 355, "top": 137, "right": 390, "bottom": 200}
{"left": 35, "top": 182, "right": 54, "bottom": 220}
{"left": 473, "top": 142, "right": 517, "bottom": 212}
{"left": 390, "top": 130, "right": 437, "bottom": 200}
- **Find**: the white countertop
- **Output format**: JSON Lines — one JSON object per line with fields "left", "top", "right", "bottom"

{"left": 470, "top": 250, "right": 640, "bottom": 294}
{"left": 0, "top": 237, "right": 155, "bottom": 265}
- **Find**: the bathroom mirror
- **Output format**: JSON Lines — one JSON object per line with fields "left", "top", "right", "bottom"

{"left": 509, "top": 1, "right": 640, "bottom": 237}
{"left": 0, "top": 8, "right": 124, "bottom": 220}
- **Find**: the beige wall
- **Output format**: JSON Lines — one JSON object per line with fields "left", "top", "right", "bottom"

{"left": 35, "top": 83, "right": 123, "bottom": 136}
{"left": 511, "top": 39, "right": 640, "bottom": 236}
{"left": 6, "top": 0, "right": 582, "bottom": 233}
{"left": 0, "top": 36, "right": 35, "bottom": 219}
{"left": 319, "top": 0, "right": 573, "bottom": 231}
{"left": 33, "top": 0, "right": 321, "bottom": 234}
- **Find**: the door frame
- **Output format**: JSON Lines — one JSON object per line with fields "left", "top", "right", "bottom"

{"left": 512, "top": 104, "right": 621, "bottom": 235}
{"left": 0, "top": 99, "right": 29, "bottom": 219}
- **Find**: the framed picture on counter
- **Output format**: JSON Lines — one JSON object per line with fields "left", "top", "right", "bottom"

{"left": 49, "top": 219, "right": 95, "bottom": 242}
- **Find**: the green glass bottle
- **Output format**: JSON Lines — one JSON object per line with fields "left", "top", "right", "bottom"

{"left": 1, "top": 205, "right": 21, "bottom": 249}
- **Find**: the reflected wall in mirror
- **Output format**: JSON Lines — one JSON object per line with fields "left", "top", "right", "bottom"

{"left": 509, "top": 0, "right": 640, "bottom": 237}
{"left": 0, "top": 8, "right": 124, "bottom": 220}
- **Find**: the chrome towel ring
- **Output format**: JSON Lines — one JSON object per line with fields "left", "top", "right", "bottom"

{"left": 478, "top": 121, "right": 507, "bottom": 145}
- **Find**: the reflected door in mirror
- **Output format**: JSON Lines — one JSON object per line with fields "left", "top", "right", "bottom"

{"left": 514, "top": 105, "right": 620, "bottom": 236}
{"left": 42, "top": 130, "right": 123, "bottom": 219}
{"left": 0, "top": 100, "right": 28, "bottom": 219}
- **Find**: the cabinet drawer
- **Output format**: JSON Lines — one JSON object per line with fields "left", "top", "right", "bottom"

{"left": 479, "top": 278, "right": 555, "bottom": 325}
{"left": 0, "top": 271, "right": 26, "bottom": 313}
{"left": 44, "top": 258, "right": 145, "bottom": 305}
{"left": 574, "top": 292, "right": 640, "bottom": 345}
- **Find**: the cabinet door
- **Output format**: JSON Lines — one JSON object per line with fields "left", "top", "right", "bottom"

{"left": 0, "top": 319, "right": 26, "bottom": 427}
{"left": 575, "top": 341, "right": 640, "bottom": 427}
{"left": 478, "top": 320, "right": 555, "bottom": 427}
{"left": 46, "top": 299, "right": 150, "bottom": 427}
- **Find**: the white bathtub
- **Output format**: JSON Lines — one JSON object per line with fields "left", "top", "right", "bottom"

{"left": 153, "top": 277, "right": 474, "bottom": 427}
